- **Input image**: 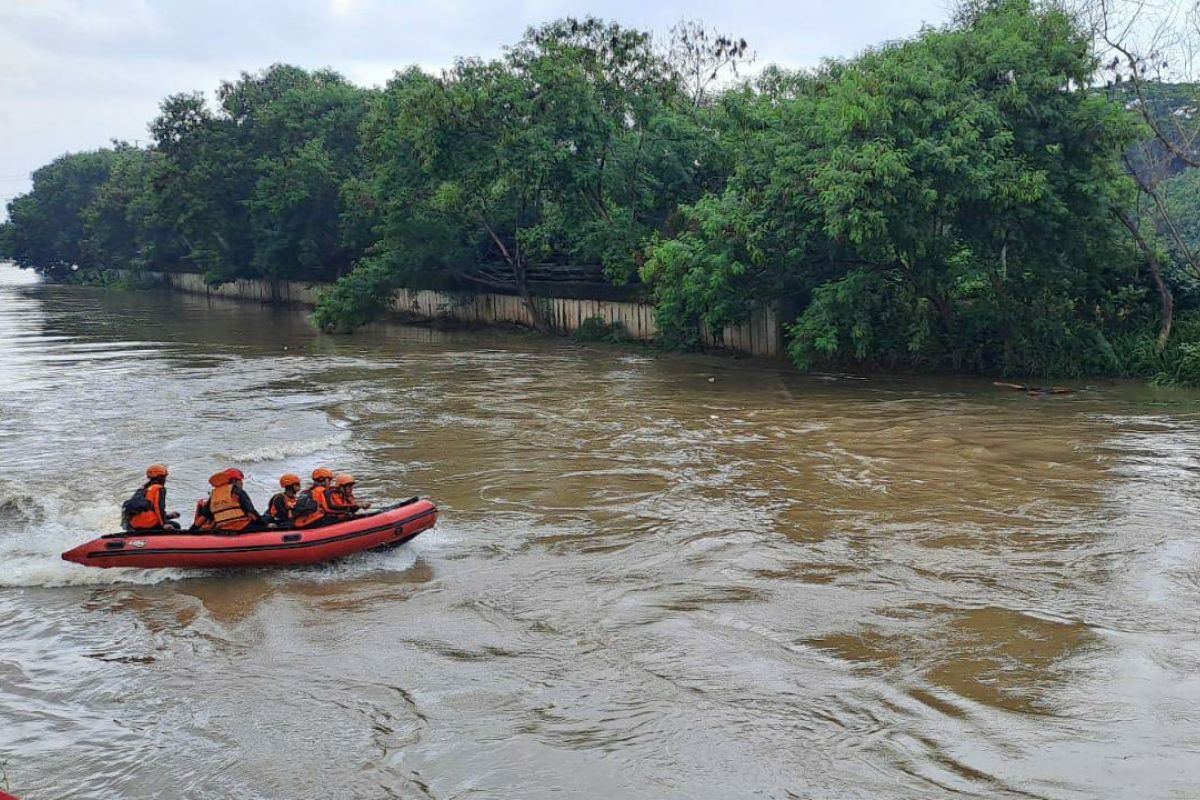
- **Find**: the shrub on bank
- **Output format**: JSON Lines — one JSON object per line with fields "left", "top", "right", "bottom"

{"left": 312, "top": 256, "right": 399, "bottom": 333}
{"left": 1109, "top": 311, "right": 1200, "bottom": 386}
{"left": 572, "top": 316, "right": 630, "bottom": 343}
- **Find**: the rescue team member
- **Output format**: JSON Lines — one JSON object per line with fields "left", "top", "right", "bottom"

{"left": 291, "top": 468, "right": 340, "bottom": 529}
{"left": 329, "top": 474, "right": 372, "bottom": 517}
{"left": 190, "top": 498, "right": 213, "bottom": 532}
{"left": 122, "top": 465, "right": 181, "bottom": 531}
{"left": 206, "top": 468, "right": 264, "bottom": 533}
{"left": 189, "top": 469, "right": 231, "bottom": 531}
{"left": 264, "top": 473, "right": 302, "bottom": 528}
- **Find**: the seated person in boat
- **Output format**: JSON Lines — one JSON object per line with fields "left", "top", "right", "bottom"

{"left": 189, "top": 497, "right": 213, "bottom": 531}
{"left": 292, "top": 467, "right": 340, "bottom": 529}
{"left": 264, "top": 473, "right": 301, "bottom": 528}
{"left": 329, "top": 473, "right": 372, "bottom": 518}
{"left": 206, "top": 468, "right": 264, "bottom": 533}
{"left": 122, "top": 464, "right": 181, "bottom": 531}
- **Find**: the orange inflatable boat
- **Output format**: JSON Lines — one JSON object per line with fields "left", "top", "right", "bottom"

{"left": 62, "top": 498, "right": 437, "bottom": 570}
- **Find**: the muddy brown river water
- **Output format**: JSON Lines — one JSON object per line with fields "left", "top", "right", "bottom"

{"left": 2, "top": 262, "right": 1200, "bottom": 799}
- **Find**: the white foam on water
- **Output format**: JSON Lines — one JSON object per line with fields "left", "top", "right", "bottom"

{"left": 227, "top": 431, "right": 353, "bottom": 464}
{"left": 273, "top": 540, "right": 422, "bottom": 584}
{"left": 267, "top": 520, "right": 465, "bottom": 585}
{"left": 0, "top": 491, "right": 189, "bottom": 588}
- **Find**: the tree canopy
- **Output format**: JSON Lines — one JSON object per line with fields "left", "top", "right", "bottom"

{"left": 642, "top": 0, "right": 1145, "bottom": 376}
{"left": 3, "top": 5, "right": 1200, "bottom": 382}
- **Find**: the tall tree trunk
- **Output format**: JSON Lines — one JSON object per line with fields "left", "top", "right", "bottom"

{"left": 1117, "top": 208, "right": 1174, "bottom": 351}
{"left": 482, "top": 221, "right": 550, "bottom": 333}
{"left": 898, "top": 256, "right": 956, "bottom": 334}
{"left": 925, "top": 289, "right": 957, "bottom": 333}
{"left": 512, "top": 258, "right": 549, "bottom": 333}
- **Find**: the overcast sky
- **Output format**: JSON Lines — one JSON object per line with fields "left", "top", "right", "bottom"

{"left": 0, "top": 0, "right": 953, "bottom": 215}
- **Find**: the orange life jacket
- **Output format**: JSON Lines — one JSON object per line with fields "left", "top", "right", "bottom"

{"left": 210, "top": 483, "right": 252, "bottom": 531}
{"left": 328, "top": 487, "right": 358, "bottom": 513}
{"left": 128, "top": 483, "right": 166, "bottom": 530}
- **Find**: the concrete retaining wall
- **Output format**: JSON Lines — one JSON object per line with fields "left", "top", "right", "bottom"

{"left": 159, "top": 272, "right": 783, "bottom": 358}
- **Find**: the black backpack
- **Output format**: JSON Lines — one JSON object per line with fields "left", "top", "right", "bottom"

{"left": 292, "top": 489, "right": 318, "bottom": 518}
{"left": 121, "top": 485, "right": 153, "bottom": 526}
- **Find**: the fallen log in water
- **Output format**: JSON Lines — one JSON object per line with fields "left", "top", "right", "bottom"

{"left": 993, "top": 381, "right": 1073, "bottom": 395}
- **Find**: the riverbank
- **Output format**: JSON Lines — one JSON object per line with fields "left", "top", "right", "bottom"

{"left": 146, "top": 271, "right": 785, "bottom": 358}
{"left": 41, "top": 264, "right": 1196, "bottom": 386}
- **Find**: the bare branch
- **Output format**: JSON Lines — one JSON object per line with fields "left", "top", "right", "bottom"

{"left": 664, "top": 19, "right": 755, "bottom": 107}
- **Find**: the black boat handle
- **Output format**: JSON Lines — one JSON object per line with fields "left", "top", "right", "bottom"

{"left": 282, "top": 534, "right": 301, "bottom": 543}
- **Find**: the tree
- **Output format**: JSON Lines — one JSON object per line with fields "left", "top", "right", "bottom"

{"left": 318, "top": 18, "right": 730, "bottom": 331}
{"left": 1083, "top": 0, "right": 1200, "bottom": 350}
{"left": 148, "top": 65, "right": 373, "bottom": 284}
{"left": 245, "top": 73, "right": 374, "bottom": 280}
{"left": 643, "top": 0, "right": 1144, "bottom": 376}
{"left": 148, "top": 91, "right": 255, "bottom": 281}
{"left": 0, "top": 149, "right": 116, "bottom": 277}
{"left": 80, "top": 144, "right": 177, "bottom": 272}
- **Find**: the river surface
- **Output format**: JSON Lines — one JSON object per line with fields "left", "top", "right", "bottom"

{"left": 2, "top": 263, "right": 1200, "bottom": 799}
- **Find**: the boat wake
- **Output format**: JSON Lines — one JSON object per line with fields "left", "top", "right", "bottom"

{"left": 0, "top": 489, "right": 188, "bottom": 587}
{"left": 275, "top": 539, "right": 422, "bottom": 583}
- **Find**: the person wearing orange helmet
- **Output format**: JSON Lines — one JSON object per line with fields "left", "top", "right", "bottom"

{"left": 204, "top": 468, "right": 264, "bottom": 533}
{"left": 328, "top": 473, "right": 372, "bottom": 518}
{"left": 291, "top": 467, "right": 340, "bottom": 529}
{"left": 264, "top": 473, "right": 302, "bottom": 528}
{"left": 122, "top": 465, "right": 181, "bottom": 532}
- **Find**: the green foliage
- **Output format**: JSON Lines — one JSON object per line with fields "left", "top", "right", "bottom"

{"left": 1161, "top": 168, "right": 1200, "bottom": 273}
{"left": 0, "top": 65, "right": 378, "bottom": 287}
{"left": 572, "top": 315, "right": 629, "bottom": 343}
{"left": 312, "top": 254, "right": 399, "bottom": 333}
{"left": 1, "top": 149, "right": 117, "bottom": 276}
{"left": 644, "top": 0, "right": 1149, "bottom": 377}
{"left": 69, "top": 269, "right": 165, "bottom": 290}
{"left": 1159, "top": 342, "right": 1200, "bottom": 386}
{"left": 641, "top": 192, "right": 772, "bottom": 348}
{"left": 789, "top": 270, "right": 937, "bottom": 372}
{"left": 316, "top": 18, "right": 731, "bottom": 331}
{"left": 148, "top": 66, "right": 375, "bottom": 283}
{"left": 81, "top": 145, "right": 175, "bottom": 272}
{"left": 1109, "top": 311, "right": 1200, "bottom": 386}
